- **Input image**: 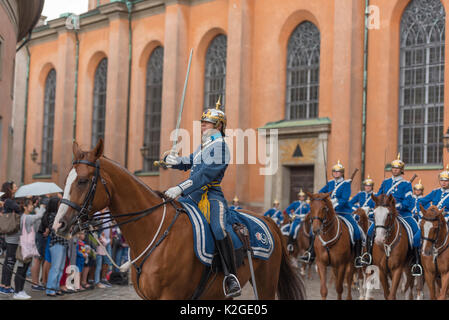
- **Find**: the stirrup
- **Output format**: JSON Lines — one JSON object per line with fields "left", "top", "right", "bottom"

{"left": 299, "top": 251, "right": 311, "bottom": 263}
{"left": 223, "top": 274, "right": 242, "bottom": 298}
{"left": 287, "top": 244, "right": 294, "bottom": 252}
{"left": 411, "top": 264, "right": 423, "bottom": 277}
{"left": 354, "top": 256, "right": 363, "bottom": 268}
{"left": 361, "top": 252, "right": 372, "bottom": 265}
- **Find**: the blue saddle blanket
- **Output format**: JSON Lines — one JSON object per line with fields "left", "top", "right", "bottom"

{"left": 179, "top": 198, "right": 274, "bottom": 266}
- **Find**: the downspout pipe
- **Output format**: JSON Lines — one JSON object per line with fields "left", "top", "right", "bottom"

{"left": 361, "top": 0, "right": 370, "bottom": 182}
{"left": 73, "top": 25, "right": 80, "bottom": 143}
{"left": 124, "top": 0, "right": 133, "bottom": 168}
{"left": 20, "top": 41, "right": 31, "bottom": 185}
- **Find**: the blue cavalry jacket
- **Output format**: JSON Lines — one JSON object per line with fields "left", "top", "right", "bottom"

{"left": 285, "top": 201, "right": 310, "bottom": 220}
{"left": 418, "top": 188, "right": 449, "bottom": 216}
{"left": 349, "top": 191, "right": 375, "bottom": 211}
{"left": 169, "top": 132, "right": 230, "bottom": 205}
{"left": 319, "top": 178, "right": 353, "bottom": 214}
{"left": 376, "top": 176, "right": 414, "bottom": 216}
{"left": 264, "top": 208, "right": 284, "bottom": 226}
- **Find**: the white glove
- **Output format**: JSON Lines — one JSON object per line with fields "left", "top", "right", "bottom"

{"left": 165, "top": 154, "right": 180, "bottom": 166}
{"left": 331, "top": 198, "right": 338, "bottom": 208}
{"left": 164, "top": 186, "right": 182, "bottom": 199}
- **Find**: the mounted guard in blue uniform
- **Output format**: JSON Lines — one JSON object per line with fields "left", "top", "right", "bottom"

{"left": 163, "top": 99, "right": 241, "bottom": 297}
{"left": 349, "top": 175, "right": 376, "bottom": 223}
{"left": 285, "top": 189, "right": 310, "bottom": 252}
{"left": 411, "top": 180, "right": 424, "bottom": 221}
{"left": 299, "top": 160, "right": 364, "bottom": 268}
{"left": 361, "top": 154, "right": 422, "bottom": 276}
{"left": 263, "top": 200, "right": 284, "bottom": 227}
{"left": 418, "top": 166, "right": 449, "bottom": 223}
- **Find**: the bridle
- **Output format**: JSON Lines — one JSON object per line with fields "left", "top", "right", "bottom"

{"left": 310, "top": 198, "right": 336, "bottom": 235}
{"left": 60, "top": 159, "right": 174, "bottom": 234}
{"left": 373, "top": 206, "right": 395, "bottom": 238}
{"left": 421, "top": 214, "right": 449, "bottom": 259}
{"left": 421, "top": 215, "right": 442, "bottom": 245}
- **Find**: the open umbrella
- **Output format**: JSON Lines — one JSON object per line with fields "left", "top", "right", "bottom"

{"left": 15, "top": 182, "right": 63, "bottom": 198}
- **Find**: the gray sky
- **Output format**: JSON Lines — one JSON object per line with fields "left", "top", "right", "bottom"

{"left": 42, "top": 0, "right": 89, "bottom": 21}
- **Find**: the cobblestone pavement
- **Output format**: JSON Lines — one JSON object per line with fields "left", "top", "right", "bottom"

{"left": 0, "top": 258, "right": 431, "bottom": 300}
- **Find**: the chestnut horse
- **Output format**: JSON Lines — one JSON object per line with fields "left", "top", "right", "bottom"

{"left": 370, "top": 194, "right": 415, "bottom": 300}
{"left": 52, "top": 140, "right": 306, "bottom": 300}
{"left": 284, "top": 213, "right": 313, "bottom": 279}
{"left": 306, "top": 192, "right": 354, "bottom": 300}
{"left": 419, "top": 204, "right": 449, "bottom": 300}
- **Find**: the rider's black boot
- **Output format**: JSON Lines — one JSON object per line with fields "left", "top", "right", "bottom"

{"left": 361, "top": 234, "right": 373, "bottom": 266}
{"left": 287, "top": 235, "right": 295, "bottom": 252}
{"left": 299, "top": 234, "right": 315, "bottom": 263}
{"left": 216, "top": 235, "right": 242, "bottom": 298}
{"left": 354, "top": 239, "right": 363, "bottom": 268}
{"left": 411, "top": 246, "right": 423, "bottom": 277}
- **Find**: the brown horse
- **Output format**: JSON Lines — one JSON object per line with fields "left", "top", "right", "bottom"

{"left": 370, "top": 194, "right": 415, "bottom": 300}
{"left": 52, "top": 140, "right": 306, "bottom": 300}
{"left": 353, "top": 208, "right": 369, "bottom": 299}
{"left": 419, "top": 204, "right": 449, "bottom": 300}
{"left": 306, "top": 192, "right": 354, "bottom": 300}
{"left": 284, "top": 213, "right": 313, "bottom": 279}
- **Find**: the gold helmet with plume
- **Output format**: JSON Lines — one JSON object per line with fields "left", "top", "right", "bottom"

{"left": 200, "top": 96, "right": 227, "bottom": 134}
{"left": 232, "top": 196, "right": 239, "bottom": 203}
{"left": 297, "top": 189, "right": 305, "bottom": 197}
{"left": 413, "top": 179, "right": 424, "bottom": 191}
{"left": 273, "top": 199, "right": 280, "bottom": 205}
{"left": 439, "top": 165, "right": 449, "bottom": 181}
{"left": 391, "top": 153, "right": 405, "bottom": 171}
{"left": 363, "top": 175, "right": 374, "bottom": 186}
{"left": 332, "top": 160, "right": 345, "bottom": 173}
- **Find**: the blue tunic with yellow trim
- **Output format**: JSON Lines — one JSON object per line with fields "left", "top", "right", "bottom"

{"left": 169, "top": 132, "right": 231, "bottom": 240}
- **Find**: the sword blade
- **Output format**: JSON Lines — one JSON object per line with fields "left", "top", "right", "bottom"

{"left": 172, "top": 48, "right": 194, "bottom": 152}
{"left": 247, "top": 250, "right": 259, "bottom": 300}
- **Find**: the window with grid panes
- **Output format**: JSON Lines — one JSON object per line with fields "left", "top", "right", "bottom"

{"left": 285, "top": 21, "right": 320, "bottom": 120}
{"left": 92, "top": 58, "right": 108, "bottom": 148}
{"left": 143, "top": 47, "right": 164, "bottom": 172}
{"left": 399, "top": 0, "right": 445, "bottom": 165}
{"left": 204, "top": 34, "right": 227, "bottom": 110}
{"left": 41, "top": 69, "right": 56, "bottom": 175}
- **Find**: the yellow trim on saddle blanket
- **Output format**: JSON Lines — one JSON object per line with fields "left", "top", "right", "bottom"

{"left": 197, "top": 181, "right": 220, "bottom": 223}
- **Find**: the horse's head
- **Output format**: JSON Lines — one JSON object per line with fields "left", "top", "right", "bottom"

{"left": 371, "top": 194, "right": 397, "bottom": 245}
{"left": 419, "top": 205, "right": 445, "bottom": 256}
{"left": 53, "top": 139, "right": 111, "bottom": 238}
{"left": 306, "top": 191, "right": 334, "bottom": 235}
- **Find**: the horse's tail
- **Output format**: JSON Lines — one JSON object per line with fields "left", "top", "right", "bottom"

{"left": 270, "top": 219, "right": 307, "bottom": 300}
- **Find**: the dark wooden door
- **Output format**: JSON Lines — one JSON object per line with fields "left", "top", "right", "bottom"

{"left": 290, "top": 165, "right": 314, "bottom": 203}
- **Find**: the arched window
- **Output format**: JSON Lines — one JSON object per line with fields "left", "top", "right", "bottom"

{"left": 285, "top": 21, "right": 320, "bottom": 120}
{"left": 399, "top": 0, "right": 445, "bottom": 165}
{"left": 143, "top": 47, "right": 164, "bottom": 172}
{"left": 41, "top": 69, "right": 56, "bottom": 175}
{"left": 204, "top": 34, "right": 227, "bottom": 110}
{"left": 92, "top": 58, "right": 108, "bottom": 148}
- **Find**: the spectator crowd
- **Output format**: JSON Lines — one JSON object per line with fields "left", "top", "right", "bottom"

{"left": 0, "top": 181, "right": 129, "bottom": 300}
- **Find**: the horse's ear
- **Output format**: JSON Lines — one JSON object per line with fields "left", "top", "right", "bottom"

{"left": 305, "top": 191, "right": 314, "bottom": 199}
{"left": 324, "top": 192, "right": 332, "bottom": 199}
{"left": 72, "top": 140, "right": 83, "bottom": 160}
{"left": 419, "top": 204, "right": 426, "bottom": 215}
{"left": 388, "top": 194, "right": 396, "bottom": 208}
{"left": 371, "top": 193, "right": 378, "bottom": 206}
{"left": 92, "top": 138, "right": 104, "bottom": 160}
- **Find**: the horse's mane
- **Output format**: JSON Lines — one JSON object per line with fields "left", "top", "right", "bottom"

{"left": 101, "top": 155, "right": 163, "bottom": 199}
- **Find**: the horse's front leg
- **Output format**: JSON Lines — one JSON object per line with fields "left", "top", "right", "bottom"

{"left": 387, "top": 267, "right": 403, "bottom": 300}
{"left": 378, "top": 267, "right": 390, "bottom": 300}
{"left": 316, "top": 261, "right": 328, "bottom": 300}
{"left": 437, "top": 272, "right": 449, "bottom": 300}
{"left": 335, "top": 264, "right": 346, "bottom": 300}
{"left": 424, "top": 269, "right": 437, "bottom": 299}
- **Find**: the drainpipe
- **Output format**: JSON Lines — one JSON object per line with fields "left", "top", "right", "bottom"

{"left": 124, "top": 0, "right": 133, "bottom": 168}
{"left": 361, "top": 0, "right": 370, "bottom": 181}
{"left": 73, "top": 26, "right": 80, "bottom": 142}
{"left": 20, "top": 42, "right": 31, "bottom": 185}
